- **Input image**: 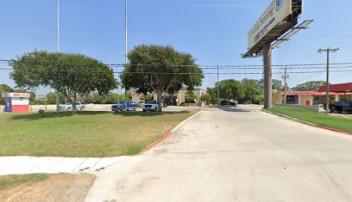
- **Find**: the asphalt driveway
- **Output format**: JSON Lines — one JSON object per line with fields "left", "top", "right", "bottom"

{"left": 86, "top": 105, "right": 352, "bottom": 202}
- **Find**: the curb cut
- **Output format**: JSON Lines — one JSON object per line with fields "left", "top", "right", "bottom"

{"left": 262, "top": 109, "right": 352, "bottom": 136}
{"left": 142, "top": 110, "right": 202, "bottom": 153}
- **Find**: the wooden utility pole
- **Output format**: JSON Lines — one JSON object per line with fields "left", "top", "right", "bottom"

{"left": 263, "top": 43, "right": 272, "bottom": 109}
{"left": 217, "top": 65, "right": 220, "bottom": 105}
{"left": 282, "top": 66, "right": 289, "bottom": 104}
{"left": 318, "top": 48, "right": 339, "bottom": 114}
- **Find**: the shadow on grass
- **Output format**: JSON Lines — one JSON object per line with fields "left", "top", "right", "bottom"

{"left": 10, "top": 111, "right": 111, "bottom": 121}
{"left": 10, "top": 110, "right": 191, "bottom": 120}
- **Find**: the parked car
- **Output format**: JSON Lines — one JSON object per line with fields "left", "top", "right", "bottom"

{"left": 220, "top": 100, "right": 237, "bottom": 106}
{"left": 244, "top": 100, "right": 252, "bottom": 105}
{"left": 112, "top": 102, "right": 138, "bottom": 112}
{"left": 330, "top": 101, "right": 352, "bottom": 113}
{"left": 143, "top": 100, "right": 162, "bottom": 112}
{"left": 59, "top": 102, "right": 85, "bottom": 111}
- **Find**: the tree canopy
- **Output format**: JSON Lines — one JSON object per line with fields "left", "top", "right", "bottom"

{"left": 10, "top": 51, "right": 117, "bottom": 109}
{"left": 204, "top": 79, "right": 264, "bottom": 104}
{"left": 121, "top": 45, "right": 203, "bottom": 100}
{"left": 259, "top": 79, "right": 283, "bottom": 91}
{"left": 216, "top": 79, "right": 244, "bottom": 101}
{"left": 293, "top": 81, "right": 326, "bottom": 91}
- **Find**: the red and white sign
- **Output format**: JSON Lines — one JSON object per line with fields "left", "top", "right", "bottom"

{"left": 1, "top": 93, "right": 30, "bottom": 113}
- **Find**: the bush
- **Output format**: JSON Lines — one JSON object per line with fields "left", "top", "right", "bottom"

{"left": 185, "top": 91, "right": 197, "bottom": 103}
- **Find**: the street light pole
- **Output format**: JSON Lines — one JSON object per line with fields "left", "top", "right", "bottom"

{"left": 56, "top": 0, "right": 60, "bottom": 112}
{"left": 124, "top": 0, "right": 128, "bottom": 111}
{"left": 318, "top": 48, "right": 339, "bottom": 115}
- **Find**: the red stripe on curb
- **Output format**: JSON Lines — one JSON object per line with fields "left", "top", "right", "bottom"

{"left": 142, "top": 131, "right": 174, "bottom": 153}
{"left": 315, "top": 125, "right": 352, "bottom": 136}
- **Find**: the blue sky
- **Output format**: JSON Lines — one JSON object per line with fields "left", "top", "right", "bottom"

{"left": 0, "top": 0, "right": 351, "bottom": 94}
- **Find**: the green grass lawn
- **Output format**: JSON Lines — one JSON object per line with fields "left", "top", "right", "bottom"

{"left": 0, "top": 111, "right": 195, "bottom": 157}
{"left": 0, "top": 174, "right": 49, "bottom": 191}
{"left": 266, "top": 105, "right": 352, "bottom": 134}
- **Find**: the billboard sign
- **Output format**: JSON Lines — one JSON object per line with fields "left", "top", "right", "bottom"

{"left": 248, "top": 0, "right": 294, "bottom": 52}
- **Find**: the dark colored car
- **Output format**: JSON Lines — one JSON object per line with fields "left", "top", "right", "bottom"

{"left": 331, "top": 101, "right": 352, "bottom": 113}
{"left": 220, "top": 100, "right": 237, "bottom": 106}
{"left": 112, "top": 102, "right": 138, "bottom": 112}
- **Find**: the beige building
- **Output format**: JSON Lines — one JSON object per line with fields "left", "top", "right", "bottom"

{"left": 131, "top": 88, "right": 206, "bottom": 106}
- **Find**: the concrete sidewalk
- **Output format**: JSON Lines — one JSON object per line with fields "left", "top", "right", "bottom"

{"left": 0, "top": 156, "right": 128, "bottom": 175}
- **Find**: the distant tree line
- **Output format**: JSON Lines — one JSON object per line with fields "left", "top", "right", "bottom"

{"left": 201, "top": 79, "right": 285, "bottom": 105}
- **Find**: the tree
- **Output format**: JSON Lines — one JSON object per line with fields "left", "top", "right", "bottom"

{"left": 47, "top": 92, "right": 66, "bottom": 104}
{"left": 241, "top": 79, "right": 263, "bottom": 104}
{"left": 0, "top": 84, "right": 14, "bottom": 105}
{"left": 203, "top": 88, "right": 217, "bottom": 105}
{"left": 293, "top": 81, "right": 326, "bottom": 91}
{"left": 10, "top": 51, "right": 117, "bottom": 110}
{"left": 259, "top": 79, "right": 283, "bottom": 91}
{"left": 216, "top": 79, "right": 244, "bottom": 101}
{"left": 185, "top": 91, "right": 197, "bottom": 103}
{"left": 121, "top": 45, "right": 203, "bottom": 101}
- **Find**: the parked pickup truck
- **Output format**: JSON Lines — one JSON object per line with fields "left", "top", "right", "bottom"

{"left": 143, "top": 100, "right": 162, "bottom": 112}
{"left": 330, "top": 101, "right": 352, "bottom": 114}
{"left": 59, "top": 102, "right": 85, "bottom": 111}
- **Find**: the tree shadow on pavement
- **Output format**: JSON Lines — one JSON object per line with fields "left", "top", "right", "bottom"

{"left": 216, "top": 107, "right": 250, "bottom": 113}
{"left": 113, "top": 111, "right": 191, "bottom": 117}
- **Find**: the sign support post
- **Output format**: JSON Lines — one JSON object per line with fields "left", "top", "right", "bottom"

{"left": 263, "top": 43, "right": 272, "bottom": 109}
{"left": 243, "top": 0, "right": 312, "bottom": 109}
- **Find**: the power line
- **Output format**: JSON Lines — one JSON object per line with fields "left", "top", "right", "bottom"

{"left": 1, "top": 67, "right": 351, "bottom": 75}
{"left": 2, "top": 59, "right": 352, "bottom": 69}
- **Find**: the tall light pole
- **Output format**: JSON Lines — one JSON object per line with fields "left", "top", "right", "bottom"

{"left": 318, "top": 48, "right": 339, "bottom": 114}
{"left": 124, "top": 0, "right": 128, "bottom": 111}
{"left": 56, "top": 0, "right": 61, "bottom": 112}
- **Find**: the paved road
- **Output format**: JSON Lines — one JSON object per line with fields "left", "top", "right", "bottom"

{"left": 86, "top": 105, "right": 352, "bottom": 202}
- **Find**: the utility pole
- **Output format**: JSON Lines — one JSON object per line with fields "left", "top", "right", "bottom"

{"left": 281, "top": 66, "right": 289, "bottom": 104}
{"left": 263, "top": 43, "right": 272, "bottom": 109}
{"left": 124, "top": 0, "right": 128, "bottom": 111}
{"left": 318, "top": 48, "right": 339, "bottom": 115}
{"left": 217, "top": 65, "right": 220, "bottom": 105}
{"left": 56, "top": 0, "right": 60, "bottom": 112}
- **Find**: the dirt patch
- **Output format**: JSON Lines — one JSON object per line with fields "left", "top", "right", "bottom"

{"left": 0, "top": 174, "right": 95, "bottom": 202}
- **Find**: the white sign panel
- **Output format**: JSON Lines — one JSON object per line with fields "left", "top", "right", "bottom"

{"left": 248, "top": 0, "right": 292, "bottom": 51}
{"left": 1, "top": 93, "right": 31, "bottom": 98}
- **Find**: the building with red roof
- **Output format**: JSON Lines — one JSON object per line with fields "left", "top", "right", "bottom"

{"left": 284, "top": 83, "right": 352, "bottom": 106}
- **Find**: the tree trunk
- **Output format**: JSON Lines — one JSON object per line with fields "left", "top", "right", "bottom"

{"left": 156, "top": 91, "right": 162, "bottom": 103}
{"left": 72, "top": 92, "right": 77, "bottom": 111}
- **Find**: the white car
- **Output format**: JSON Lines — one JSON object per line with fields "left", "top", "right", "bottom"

{"left": 59, "top": 102, "right": 85, "bottom": 111}
{"left": 143, "top": 100, "right": 162, "bottom": 112}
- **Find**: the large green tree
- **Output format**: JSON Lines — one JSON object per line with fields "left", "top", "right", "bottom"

{"left": 259, "top": 79, "right": 284, "bottom": 91}
{"left": 216, "top": 79, "right": 244, "bottom": 101}
{"left": 241, "top": 79, "right": 263, "bottom": 104}
{"left": 293, "top": 81, "right": 327, "bottom": 91}
{"left": 121, "top": 45, "right": 203, "bottom": 100}
{"left": 10, "top": 51, "right": 117, "bottom": 110}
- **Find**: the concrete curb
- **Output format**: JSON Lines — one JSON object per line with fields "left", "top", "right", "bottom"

{"left": 142, "top": 110, "right": 202, "bottom": 153}
{"left": 262, "top": 109, "right": 352, "bottom": 136}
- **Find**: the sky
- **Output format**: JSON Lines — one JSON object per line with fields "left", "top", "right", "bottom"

{"left": 0, "top": 0, "right": 352, "bottom": 95}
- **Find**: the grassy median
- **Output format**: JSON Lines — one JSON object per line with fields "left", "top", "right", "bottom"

{"left": 266, "top": 105, "right": 352, "bottom": 134}
{"left": 0, "top": 111, "right": 194, "bottom": 157}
